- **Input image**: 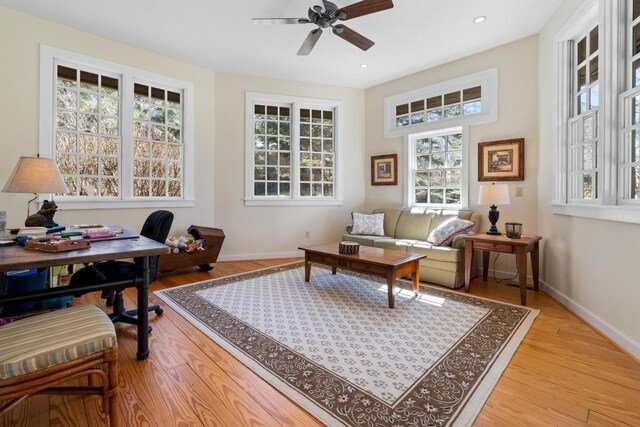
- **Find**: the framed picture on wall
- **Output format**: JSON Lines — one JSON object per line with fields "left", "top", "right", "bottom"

{"left": 478, "top": 138, "right": 524, "bottom": 181}
{"left": 371, "top": 154, "right": 398, "bottom": 185}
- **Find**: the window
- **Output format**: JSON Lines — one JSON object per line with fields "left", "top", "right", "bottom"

{"left": 132, "top": 83, "right": 183, "bottom": 198}
{"left": 554, "top": 0, "right": 640, "bottom": 223}
{"left": 245, "top": 93, "right": 342, "bottom": 206}
{"left": 407, "top": 127, "right": 467, "bottom": 208}
{"left": 394, "top": 85, "right": 482, "bottom": 129}
{"left": 40, "top": 45, "right": 194, "bottom": 209}
{"left": 384, "top": 68, "right": 498, "bottom": 139}
{"left": 55, "top": 65, "right": 121, "bottom": 197}
{"left": 620, "top": 1, "right": 640, "bottom": 202}
{"left": 568, "top": 25, "right": 600, "bottom": 202}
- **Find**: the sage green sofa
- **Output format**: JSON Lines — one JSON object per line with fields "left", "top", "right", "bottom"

{"left": 343, "top": 207, "right": 480, "bottom": 289}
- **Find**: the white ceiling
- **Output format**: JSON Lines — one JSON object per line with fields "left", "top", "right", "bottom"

{"left": 0, "top": 0, "right": 563, "bottom": 88}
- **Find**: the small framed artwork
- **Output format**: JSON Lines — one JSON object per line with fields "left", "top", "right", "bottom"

{"left": 371, "top": 154, "right": 398, "bottom": 186}
{"left": 478, "top": 138, "right": 524, "bottom": 181}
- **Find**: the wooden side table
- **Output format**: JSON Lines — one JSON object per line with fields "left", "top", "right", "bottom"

{"left": 462, "top": 234, "right": 542, "bottom": 306}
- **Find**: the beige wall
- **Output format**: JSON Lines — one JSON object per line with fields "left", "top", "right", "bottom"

{"left": 0, "top": 7, "right": 367, "bottom": 260}
{"left": 214, "top": 73, "right": 365, "bottom": 259}
{"left": 364, "top": 36, "right": 540, "bottom": 275}
{"left": 538, "top": 0, "right": 640, "bottom": 355}
{"left": 0, "top": 7, "right": 216, "bottom": 234}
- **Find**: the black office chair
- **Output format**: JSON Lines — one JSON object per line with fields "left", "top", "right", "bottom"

{"left": 69, "top": 210, "right": 173, "bottom": 332}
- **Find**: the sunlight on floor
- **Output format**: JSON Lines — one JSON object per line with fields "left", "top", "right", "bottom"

{"left": 376, "top": 285, "right": 446, "bottom": 307}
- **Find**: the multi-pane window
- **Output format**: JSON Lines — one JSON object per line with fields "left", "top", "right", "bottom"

{"left": 252, "top": 104, "right": 291, "bottom": 197}
{"left": 555, "top": 1, "right": 640, "bottom": 222}
{"left": 55, "top": 65, "right": 121, "bottom": 197}
{"left": 42, "top": 47, "right": 193, "bottom": 206}
{"left": 384, "top": 69, "right": 497, "bottom": 139}
{"left": 620, "top": 2, "right": 640, "bottom": 201}
{"left": 568, "top": 25, "right": 599, "bottom": 201}
{"left": 394, "top": 86, "right": 481, "bottom": 129}
{"left": 132, "top": 83, "right": 183, "bottom": 198}
{"left": 411, "top": 130, "right": 463, "bottom": 206}
{"left": 299, "top": 108, "right": 334, "bottom": 197}
{"left": 246, "top": 93, "right": 341, "bottom": 205}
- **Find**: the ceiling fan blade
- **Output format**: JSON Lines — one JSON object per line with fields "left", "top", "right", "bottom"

{"left": 252, "top": 18, "right": 309, "bottom": 25}
{"left": 336, "top": 0, "right": 394, "bottom": 20}
{"left": 322, "top": 0, "right": 339, "bottom": 15}
{"left": 297, "top": 29, "right": 323, "bottom": 55}
{"left": 332, "top": 24, "right": 374, "bottom": 51}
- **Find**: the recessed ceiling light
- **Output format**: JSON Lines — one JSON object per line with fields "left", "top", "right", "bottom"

{"left": 360, "top": 64, "right": 368, "bottom": 68}
{"left": 473, "top": 16, "right": 486, "bottom": 24}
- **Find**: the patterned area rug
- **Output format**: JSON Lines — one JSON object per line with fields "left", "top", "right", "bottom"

{"left": 156, "top": 262, "right": 538, "bottom": 426}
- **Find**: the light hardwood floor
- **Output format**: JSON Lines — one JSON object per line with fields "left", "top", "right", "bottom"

{"left": 1, "top": 258, "right": 639, "bottom": 426}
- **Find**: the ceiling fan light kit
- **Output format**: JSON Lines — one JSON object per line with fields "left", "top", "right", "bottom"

{"left": 252, "top": 0, "right": 394, "bottom": 55}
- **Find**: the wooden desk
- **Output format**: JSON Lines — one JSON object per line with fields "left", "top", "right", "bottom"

{"left": 298, "top": 243, "right": 426, "bottom": 309}
{"left": 0, "top": 233, "right": 169, "bottom": 360}
{"left": 462, "top": 234, "right": 542, "bottom": 306}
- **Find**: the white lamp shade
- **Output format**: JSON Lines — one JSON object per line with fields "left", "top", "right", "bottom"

{"left": 2, "top": 156, "right": 68, "bottom": 194}
{"left": 478, "top": 183, "right": 511, "bottom": 205}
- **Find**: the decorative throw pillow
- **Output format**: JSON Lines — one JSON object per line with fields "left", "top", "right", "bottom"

{"left": 351, "top": 212, "right": 385, "bottom": 236}
{"left": 427, "top": 217, "right": 475, "bottom": 246}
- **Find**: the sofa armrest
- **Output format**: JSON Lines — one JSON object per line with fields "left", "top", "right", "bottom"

{"left": 451, "top": 234, "right": 467, "bottom": 250}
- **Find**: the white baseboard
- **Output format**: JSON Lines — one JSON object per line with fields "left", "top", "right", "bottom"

{"left": 217, "top": 250, "right": 303, "bottom": 262}
{"left": 540, "top": 280, "right": 640, "bottom": 360}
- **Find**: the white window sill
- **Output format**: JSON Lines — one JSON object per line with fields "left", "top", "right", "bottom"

{"left": 244, "top": 198, "right": 344, "bottom": 207}
{"left": 53, "top": 199, "right": 195, "bottom": 210}
{"left": 552, "top": 203, "right": 640, "bottom": 224}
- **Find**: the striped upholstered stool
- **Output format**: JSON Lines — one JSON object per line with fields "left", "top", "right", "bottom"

{"left": 0, "top": 305, "right": 119, "bottom": 426}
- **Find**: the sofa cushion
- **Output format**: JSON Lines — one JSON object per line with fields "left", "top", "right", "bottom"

{"left": 410, "top": 241, "right": 462, "bottom": 263}
{"left": 373, "top": 208, "right": 403, "bottom": 238}
{"left": 0, "top": 305, "right": 116, "bottom": 379}
{"left": 351, "top": 212, "right": 385, "bottom": 236}
{"left": 340, "top": 234, "right": 383, "bottom": 247}
{"left": 394, "top": 208, "right": 435, "bottom": 240}
{"left": 373, "top": 238, "right": 416, "bottom": 251}
{"left": 427, "top": 217, "right": 475, "bottom": 246}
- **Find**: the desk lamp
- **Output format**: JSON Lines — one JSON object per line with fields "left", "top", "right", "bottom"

{"left": 478, "top": 183, "right": 510, "bottom": 235}
{"left": 2, "top": 155, "right": 68, "bottom": 218}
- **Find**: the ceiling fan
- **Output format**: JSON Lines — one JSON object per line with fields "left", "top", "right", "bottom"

{"left": 252, "top": 0, "right": 394, "bottom": 55}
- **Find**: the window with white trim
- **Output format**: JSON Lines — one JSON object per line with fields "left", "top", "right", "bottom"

{"left": 554, "top": 0, "right": 640, "bottom": 223}
{"left": 55, "top": 65, "right": 121, "bottom": 197}
{"left": 568, "top": 25, "right": 600, "bottom": 202}
{"left": 408, "top": 127, "right": 467, "bottom": 208}
{"left": 384, "top": 68, "right": 498, "bottom": 139}
{"left": 40, "top": 46, "right": 194, "bottom": 209}
{"left": 245, "top": 93, "right": 343, "bottom": 206}
{"left": 394, "top": 86, "right": 481, "bottom": 129}
{"left": 620, "top": 1, "right": 640, "bottom": 202}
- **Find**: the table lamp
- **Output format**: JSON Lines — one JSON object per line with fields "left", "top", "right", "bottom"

{"left": 478, "top": 183, "right": 510, "bottom": 235}
{"left": 2, "top": 155, "right": 68, "bottom": 218}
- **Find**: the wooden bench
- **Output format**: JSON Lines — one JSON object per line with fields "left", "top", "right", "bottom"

{"left": 0, "top": 305, "right": 119, "bottom": 426}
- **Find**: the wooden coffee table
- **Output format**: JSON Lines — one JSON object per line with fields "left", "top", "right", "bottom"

{"left": 298, "top": 243, "right": 426, "bottom": 309}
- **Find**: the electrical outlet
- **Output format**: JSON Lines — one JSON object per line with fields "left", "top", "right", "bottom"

{"left": 515, "top": 186, "right": 523, "bottom": 197}
{"left": 305, "top": 231, "right": 310, "bottom": 238}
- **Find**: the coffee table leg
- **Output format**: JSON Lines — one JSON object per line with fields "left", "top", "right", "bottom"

{"left": 387, "top": 271, "right": 395, "bottom": 309}
{"left": 413, "top": 261, "right": 420, "bottom": 295}
{"left": 304, "top": 252, "right": 311, "bottom": 282}
{"left": 331, "top": 266, "right": 337, "bottom": 275}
